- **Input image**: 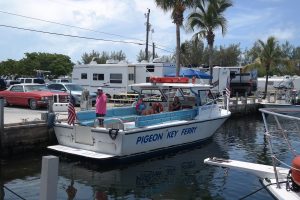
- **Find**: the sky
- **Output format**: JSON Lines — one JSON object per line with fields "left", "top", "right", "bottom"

{"left": 0, "top": 0, "right": 299, "bottom": 64}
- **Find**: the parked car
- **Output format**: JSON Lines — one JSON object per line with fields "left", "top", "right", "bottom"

{"left": 0, "top": 79, "right": 6, "bottom": 91}
{"left": 5, "top": 80, "right": 21, "bottom": 87}
{"left": 0, "top": 84, "right": 69, "bottom": 109}
{"left": 51, "top": 79, "right": 70, "bottom": 83}
{"left": 17, "top": 78, "right": 45, "bottom": 84}
{"left": 47, "top": 83, "right": 97, "bottom": 105}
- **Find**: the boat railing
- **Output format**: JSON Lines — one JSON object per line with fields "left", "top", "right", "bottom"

{"left": 260, "top": 108, "right": 300, "bottom": 188}
{"left": 260, "top": 108, "right": 300, "bottom": 121}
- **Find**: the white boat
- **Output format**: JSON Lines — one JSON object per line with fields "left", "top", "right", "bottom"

{"left": 261, "top": 102, "right": 300, "bottom": 113}
{"left": 260, "top": 89, "right": 300, "bottom": 113}
{"left": 48, "top": 77, "right": 231, "bottom": 161}
{"left": 204, "top": 108, "right": 300, "bottom": 200}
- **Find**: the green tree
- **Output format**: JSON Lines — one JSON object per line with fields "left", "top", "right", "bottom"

{"left": 257, "top": 36, "right": 281, "bottom": 98}
{"left": 186, "top": 0, "right": 232, "bottom": 83}
{"left": 281, "top": 41, "right": 294, "bottom": 59}
{"left": 81, "top": 50, "right": 101, "bottom": 64}
{"left": 213, "top": 44, "right": 241, "bottom": 66}
{"left": 180, "top": 39, "right": 205, "bottom": 67}
{"left": 155, "top": 0, "right": 194, "bottom": 76}
{"left": 110, "top": 50, "right": 126, "bottom": 61}
{"left": 81, "top": 50, "right": 126, "bottom": 64}
{"left": 0, "top": 59, "right": 19, "bottom": 77}
{"left": 136, "top": 50, "right": 159, "bottom": 62}
{"left": 15, "top": 52, "right": 73, "bottom": 78}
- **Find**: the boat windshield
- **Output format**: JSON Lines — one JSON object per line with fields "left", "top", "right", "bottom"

{"left": 141, "top": 89, "right": 165, "bottom": 102}
{"left": 198, "top": 90, "right": 215, "bottom": 105}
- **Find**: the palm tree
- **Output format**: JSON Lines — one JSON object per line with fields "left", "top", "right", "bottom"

{"left": 186, "top": 0, "right": 232, "bottom": 84}
{"left": 155, "top": 0, "right": 194, "bottom": 77}
{"left": 257, "top": 36, "right": 281, "bottom": 98}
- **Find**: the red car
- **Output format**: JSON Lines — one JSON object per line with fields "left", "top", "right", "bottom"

{"left": 0, "top": 84, "right": 69, "bottom": 109}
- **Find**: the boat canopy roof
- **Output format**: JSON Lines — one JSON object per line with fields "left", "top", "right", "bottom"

{"left": 129, "top": 82, "right": 212, "bottom": 93}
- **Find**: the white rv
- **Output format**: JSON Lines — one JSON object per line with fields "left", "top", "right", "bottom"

{"left": 72, "top": 60, "right": 176, "bottom": 98}
{"left": 257, "top": 75, "right": 300, "bottom": 91}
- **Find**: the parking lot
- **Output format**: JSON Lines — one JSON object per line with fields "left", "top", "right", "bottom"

{"left": 4, "top": 106, "right": 52, "bottom": 124}
{"left": 3, "top": 102, "right": 120, "bottom": 124}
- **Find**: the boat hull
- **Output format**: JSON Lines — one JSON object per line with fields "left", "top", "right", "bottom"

{"left": 51, "top": 116, "right": 228, "bottom": 159}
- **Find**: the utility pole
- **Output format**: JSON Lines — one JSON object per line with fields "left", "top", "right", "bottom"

{"left": 152, "top": 42, "right": 155, "bottom": 60}
{"left": 145, "top": 8, "right": 150, "bottom": 61}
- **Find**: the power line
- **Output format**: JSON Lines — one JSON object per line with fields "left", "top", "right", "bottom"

{"left": 0, "top": 24, "right": 175, "bottom": 54}
{"left": 0, "top": 10, "right": 174, "bottom": 53}
{"left": 0, "top": 24, "right": 145, "bottom": 45}
{"left": 154, "top": 46, "right": 174, "bottom": 53}
{"left": 0, "top": 9, "right": 145, "bottom": 43}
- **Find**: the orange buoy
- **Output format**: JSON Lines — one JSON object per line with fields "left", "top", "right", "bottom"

{"left": 292, "top": 156, "right": 300, "bottom": 186}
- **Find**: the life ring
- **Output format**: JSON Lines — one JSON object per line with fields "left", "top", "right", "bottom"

{"left": 109, "top": 129, "right": 119, "bottom": 140}
{"left": 153, "top": 102, "right": 163, "bottom": 113}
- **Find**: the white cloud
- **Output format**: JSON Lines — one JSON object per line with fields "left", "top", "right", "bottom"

{"left": 0, "top": 0, "right": 299, "bottom": 63}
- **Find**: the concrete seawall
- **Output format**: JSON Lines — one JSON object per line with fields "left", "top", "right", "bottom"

{"left": 229, "top": 103, "right": 262, "bottom": 115}
{"left": 1, "top": 121, "right": 56, "bottom": 157}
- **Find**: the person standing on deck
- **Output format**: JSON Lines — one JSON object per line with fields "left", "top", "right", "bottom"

{"left": 95, "top": 87, "right": 107, "bottom": 127}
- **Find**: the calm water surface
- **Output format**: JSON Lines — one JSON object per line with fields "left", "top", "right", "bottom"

{"left": 1, "top": 114, "right": 297, "bottom": 200}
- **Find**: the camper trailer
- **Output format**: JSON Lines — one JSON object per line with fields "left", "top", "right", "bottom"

{"left": 228, "top": 67, "right": 257, "bottom": 95}
{"left": 200, "top": 66, "right": 257, "bottom": 96}
{"left": 72, "top": 60, "right": 176, "bottom": 98}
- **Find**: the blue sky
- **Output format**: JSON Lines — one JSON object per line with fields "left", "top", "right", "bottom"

{"left": 0, "top": 0, "right": 299, "bottom": 64}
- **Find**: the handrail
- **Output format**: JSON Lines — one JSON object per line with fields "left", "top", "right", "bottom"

{"left": 259, "top": 108, "right": 300, "bottom": 121}
{"left": 260, "top": 107, "right": 300, "bottom": 188}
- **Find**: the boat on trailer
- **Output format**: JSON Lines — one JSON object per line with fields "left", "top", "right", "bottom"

{"left": 48, "top": 77, "right": 231, "bottom": 161}
{"left": 204, "top": 108, "right": 300, "bottom": 200}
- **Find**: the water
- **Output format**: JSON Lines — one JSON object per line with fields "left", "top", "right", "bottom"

{"left": 1, "top": 114, "right": 298, "bottom": 200}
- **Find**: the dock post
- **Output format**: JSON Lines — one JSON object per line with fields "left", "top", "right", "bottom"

{"left": 267, "top": 92, "right": 270, "bottom": 102}
{"left": 48, "top": 99, "right": 54, "bottom": 113}
{"left": 40, "top": 156, "right": 59, "bottom": 200}
{"left": 235, "top": 92, "right": 239, "bottom": 110}
{"left": 0, "top": 98, "right": 3, "bottom": 133}
{"left": 0, "top": 98, "right": 3, "bottom": 157}
{"left": 244, "top": 92, "right": 248, "bottom": 113}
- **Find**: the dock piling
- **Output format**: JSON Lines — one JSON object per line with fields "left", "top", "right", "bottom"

{"left": 40, "top": 156, "right": 59, "bottom": 200}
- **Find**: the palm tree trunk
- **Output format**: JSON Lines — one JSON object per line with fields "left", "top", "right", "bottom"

{"left": 176, "top": 24, "right": 181, "bottom": 77}
{"left": 209, "top": 43, "right": 213, "bottom": 85}
{"left": 263, "top": 67, "right": 270, "bottom": 99}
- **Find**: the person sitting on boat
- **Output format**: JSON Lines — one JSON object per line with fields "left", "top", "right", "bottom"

{"left": 135, "top": 97, "right": 146, "bottom": 115}
{"left": 170, "top": 96, "right": 181, "bottom": 111}
{"left": 152, "top": 102, "right": 164, "bottom": 114}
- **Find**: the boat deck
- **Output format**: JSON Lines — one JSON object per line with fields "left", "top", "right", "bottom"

{"left": 262, "top": 178, "right": 300, "bottom": 200}
{"left": 48, "top": 145, "right": 116, "bottom": 159}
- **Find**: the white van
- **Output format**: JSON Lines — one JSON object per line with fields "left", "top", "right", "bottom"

{"left": 52, "top": 79, "right": 70, "bottom": 83}
{"left": 17, "top": 78, "right": 45, "bottom": 84}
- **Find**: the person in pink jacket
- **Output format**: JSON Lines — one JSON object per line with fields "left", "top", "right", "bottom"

{"left": 95, "top": 87, "right": 107, "bottom": 127}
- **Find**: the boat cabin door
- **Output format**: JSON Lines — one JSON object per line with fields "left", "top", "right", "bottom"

{"left": 74, "top": 125, "right": 94, "bottom": 145}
